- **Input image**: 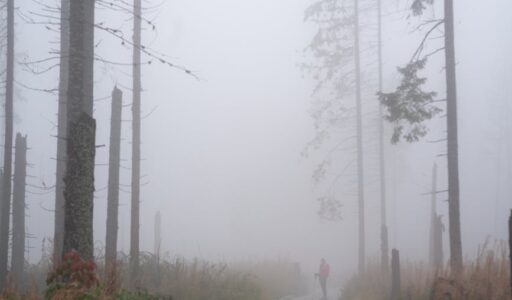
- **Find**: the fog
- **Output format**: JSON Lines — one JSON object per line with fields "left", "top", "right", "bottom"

{"left": 6, "top": 0, "right": 512, "bottom": 290}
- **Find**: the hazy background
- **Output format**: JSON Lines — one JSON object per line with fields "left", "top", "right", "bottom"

{"left": 9, "top": 0, "right": 512, "bottom": 282}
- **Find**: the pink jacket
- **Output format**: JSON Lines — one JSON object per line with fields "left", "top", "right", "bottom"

{"left": 319, "top": 263, "right": 330, "bottom": 278}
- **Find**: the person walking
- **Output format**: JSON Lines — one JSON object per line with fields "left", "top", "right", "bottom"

{"left": 315, "top": 258, "right": 330, "bottom": 299}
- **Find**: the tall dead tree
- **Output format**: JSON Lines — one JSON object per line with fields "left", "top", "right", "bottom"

{"left": 379, "top": 0, "right": 462, "bottom": 274}
{"left": 433, "top": 215, "right": 444, "bottom": 268}
{"left": 429, "top": 163, "right": 438, "bottom": 266}
{"left": 11, "top": 133, "right": 27, "bottom": 288}
{"left": 154, "top": 211, "right": 161, "bottom": 263}
{"left": 390, "top": 249, "right": 401, "bottom": 300}
{"left": 377, "top": 0, "right": 388, "bottom": 273}
{"left": 0, "top": 0, "right": 15, "bottom": 289}
{"left": 508, "top": 210, "right": 512, "bottom": 295}
{"left": 105, "top": 87, "right": 122, "bottom": 273}
{"left": 62, "top": 0, "right": 96, "bottom": 261}
{"left": 53, "top": 0, "right": 70, "bottom": 268}
{"left": 154, "top": 212, "right": 162, "bottom": 285}
{"left": 428, "top": 164, "right": 444, "bottom": 269}
{"left": 354, "top": 0, "right": 365, "bottom": 273}
{"left": 303, "top": 0, "right": 367, "bottom": 270}
{"left": 130, "top": 0, "right": 142, "bottom": 285}
{"left": 444, "top": 0, "right": 462, "bottom": 274}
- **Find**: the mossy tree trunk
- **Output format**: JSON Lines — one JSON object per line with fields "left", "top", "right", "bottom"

{"left": 62, "top": 0, "right": 96, "bottom": 261}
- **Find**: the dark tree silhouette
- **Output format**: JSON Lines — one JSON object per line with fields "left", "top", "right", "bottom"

{"left": 105, "top": 86, "right": 122, "bottom": 280}
{"left": 11, "top": 133, "right": 27, "bottom": 288}
{"left": 130, "top": 0, "right": 142, "bottom": 286}
{"left": 0, "top": 0, "right": 15, "bottom": 289}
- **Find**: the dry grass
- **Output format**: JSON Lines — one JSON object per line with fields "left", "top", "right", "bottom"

{"left": 0, "top": 251, "right": 304, "bottom": 300}
{"left": 341, "top": 241, "right": 512, "bottom": 300}
{"left": 114, "top": 254, "right": 305, "bottom": 299}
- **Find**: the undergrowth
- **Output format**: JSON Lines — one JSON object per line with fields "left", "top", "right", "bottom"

{"left": 341, "top": 241, "right": 511, "bottom": 300}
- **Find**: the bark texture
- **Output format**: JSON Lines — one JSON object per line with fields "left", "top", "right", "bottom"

{"left": 63, "top": 113, "right": 96, "bottom": 260}
{"left": 62, "top": 0, "right": 96, "bottom": 261}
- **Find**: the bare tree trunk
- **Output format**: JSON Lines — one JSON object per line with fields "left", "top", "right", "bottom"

{"left": 105, "top": 87, "right": 122, "bottom": 277}
{"left": 154, "top": 211, "right": 161, "bottom": 262}
{"left": 444, "top": 0, "right": 462, "bottom": 274}
{"left": 62, "top": 0, "right": 96, "bottom": 261}
{"left": 377, "top": 0, "right": 388, "bottom": 273}
{"left": 390, "top": 249, "right": 401, "bottom": 300}
{"left": 354, "top": 0, "right": 365, "bottom": 273}
{"left": 154, "top": 211, "right": 161, "bottom": 285}
{"left": 429, "top": 163, "right": 438, "bottom": 266}
{"left": 0, "top": 0, "right": 14, "bottom": 289}
{"left": 433, "top": 214, "right": 444, "bottom": 268}
{"left": 130, "top": 0, "right": 142, "bottom": 286}
{"left": 63, "top": 114, "right": 95, "bottom": 260}
{"left": 53, "top": 0, "right": 70, "bottom": 268}
{"left": 11, "top": 133, "right": 27, "bottom": 289}
{"left": 508, "top": 210, "right": 512, "bottom": 295}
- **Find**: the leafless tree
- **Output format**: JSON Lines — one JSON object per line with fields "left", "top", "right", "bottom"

{"left": 11, "top": 133, "right": 27, "bottom": 289}
{"left": 0, "top": 0, "right": 15, "bottom": 289}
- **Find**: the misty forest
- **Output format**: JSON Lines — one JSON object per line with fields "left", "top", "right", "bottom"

{"left": 0, "top": 0, "right": 509, "bottom": 299}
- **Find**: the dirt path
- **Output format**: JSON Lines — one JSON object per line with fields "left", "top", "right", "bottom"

{"left": 281, "top": 287, "right": 341, "bottom": 300}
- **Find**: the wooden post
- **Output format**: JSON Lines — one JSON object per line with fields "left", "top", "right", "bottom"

{"left": 11, "top": 133, "right": 27, "bottom": 289}
{"left": 391, "top": 249, "right": 401, "bottom": 300}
